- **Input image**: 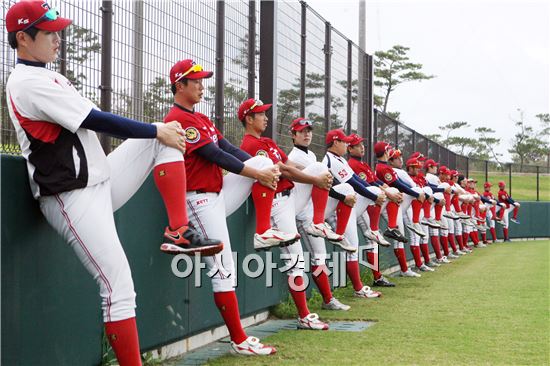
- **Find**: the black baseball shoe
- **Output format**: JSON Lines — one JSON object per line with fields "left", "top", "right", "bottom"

{"left": 383, "top": 228, "right": 408, "bottom": 243}
{"left": 372, "top": 276, "right": 395, "bottom": 287}
{"left": 160, "top": 225, "right": 223, "bottom": 256}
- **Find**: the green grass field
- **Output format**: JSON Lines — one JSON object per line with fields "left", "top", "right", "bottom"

{"left": 469, "top": 172, "right": 550, "bottom": 201}
{"left": 208, "top": 240, "right": 549, "bottom": 366}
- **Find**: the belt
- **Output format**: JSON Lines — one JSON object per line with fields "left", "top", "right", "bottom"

{"left": 188, "top": 190, "right": 208, "bottom": 194}
{"left": 274, "top": 189, "right": 291, "bottom": 199}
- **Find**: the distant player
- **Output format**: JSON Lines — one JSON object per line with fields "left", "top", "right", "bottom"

{"left": 497, "top": 181, "right": 520, "bottom": 242}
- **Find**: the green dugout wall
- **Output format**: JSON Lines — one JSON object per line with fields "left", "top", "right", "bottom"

{"left": 2, "top": 154, "right": 548, "bottom": 365}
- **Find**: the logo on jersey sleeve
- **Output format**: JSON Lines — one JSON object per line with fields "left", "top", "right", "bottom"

{"left": 358, "top": 172, "right": 367, "bottom": 181}
{"left": 256, "top": 150, "right": 268, "bottom": 157}
{"left": 185, "top": 127, "right": 200, "bottom": 143}
{"left": 384, "top": 173, "right": 393, "bottom": 182}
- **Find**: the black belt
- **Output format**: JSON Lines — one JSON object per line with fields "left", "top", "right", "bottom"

{"left": 188, "top": 190, "right": 208, "bottom": 194}
{"left": 275, "top": 189, "right": 291, "bottom": 199}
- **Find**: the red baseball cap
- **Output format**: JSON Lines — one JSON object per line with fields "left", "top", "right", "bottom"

{"left": 498, "top": 181, "right": 506, "bottom": 187}
{"left": 467, "top": 178, "right": 477, "bottom": 183}
{"left": 484, "top": 182, "right": 492, "bottom": 188}
{"left": 450, "top": 169, "right": 458, "bottom": 177}
{"left": 409, "top": 151, "right": 427, "bottom": 161}
{"left": 5, "top": 1, "right": 72, "bottom": 33}
{"left": 423, "top": 159, "right": 438, "bottom": 169}
{"left": 326, "top": 129, "right": 353, "bottom": 145}
{"left": 238, "top": 98, "right": 272, "bottom": 121}
{"left": 406, "top": 157, "right": 422, "bottom": 168}
{"left": 170, "top": 59, "right": 213, "bottom": 84}
{"left": 374, "top": 141, "right": 391, "bottom": 156}
{"left": 348, "top": 133, "right": 365, "bottom": 146}
{"left": 290, "top": 117, "right": 313, "bottom": 132}
{"left": 389, "top": 148, "right": 402, "bottom": 160}
{"left": 439, "top": 165, "right": 450, "bottom": 175}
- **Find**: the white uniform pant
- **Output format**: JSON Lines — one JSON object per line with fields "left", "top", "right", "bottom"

{"left": 496, "top": 205, "right": 515, "bottom": 229}
{"left": 185, "top": 156, "right": 273, "bottom": 293}
{"left": 39, "top": 137, "right": 183, "bottom": 322}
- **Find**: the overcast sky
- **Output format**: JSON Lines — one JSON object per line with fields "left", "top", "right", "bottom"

{"left": 305, "top": 0, "right": 549, "bottom": 161}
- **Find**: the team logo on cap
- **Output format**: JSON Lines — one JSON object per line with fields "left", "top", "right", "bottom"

{"left": 384, "top": 173, "right": 393, "bottom": 182}
{"left": 256, "top": 150, "right": 268, "bottom": 157}
{"left": 359, "top": 172, "right": 367, "bottom": 181}
{"left": 185, "top": 127, "right": 200, "bottom": 143}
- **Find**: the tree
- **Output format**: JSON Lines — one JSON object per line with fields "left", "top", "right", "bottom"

{"left": 508, "top": 109, "right": 548, "bottom": 171}
{"left": 475, "top": 127, "right": 502, "bottom": 164}
{"left": 437, "top": 121, "right": 481, "bottom": 157}
{"left": 373, "top": 45, "right": 435, "bottom": 116}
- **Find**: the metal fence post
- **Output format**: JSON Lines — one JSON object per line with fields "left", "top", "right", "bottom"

{"left": 131, "top": 0, "right": 144, "bottom": 120}
{"left": 509, "top": 163, "right": 512, "bottom": 195}
{"left": 99, "top": 1, "right": 113, "bottom": 154}
{"left": 485, "top": 160, "right": 488, "bottom": 184}
{"left": 214, "top": 0, "right": 225, "bottom": 134}
{"left": 466, "top": 157, "right": 470, "bottom": 178}
{"left": 259, "top": 0, "right": 277, "bottom": 139}
{"left": 364, "top": 53, "right": 373, "bottom": 165}
{"left": 300, "top": 1, "right": 306, "bottom": 117}
{"left": 412, "top": 130, "right": 416, "bottom": 152}
{"left": 247, "top": 0, "right": 256, "bottom": 99}
{"left": 59, "top": 29, "right": 67, "bottom": 76}
{"left": 537, "top": 165, "right": 540, "bottom": 201}
{"left": 324, "top": 21, "right": 332, "bottom": 132}
{"left": 394, "top": 121, "right": 399, "bottom": 148}
{"left": 346, "top": 40, "right": 352, "bottom": 135}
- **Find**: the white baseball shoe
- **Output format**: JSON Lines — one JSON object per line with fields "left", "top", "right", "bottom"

{"left": 354, "top": 285, "right": 382, "bottom": 298}
{"left": 435, "top": 220, "right": 448, "bottom": 230}
{"left": 230, "top": 336, "right": 277, "bottom": 356}
{"left": 476, "top": 242, "right": 487, "bottom": 248}
{"left": 254, "top": 228, "right": 300, "bottom": 250}
{"left": 297, "top": 313, "right": 329, "bottom": 330}
{"left": 321, "top": 297, "right": 351, "bottom": 311}
{"left": 417, "top": 264, "right": 435, "bottom": 272}
{"left": 400, "top": 269, "right": 421, "bottom": 277}
{"left": 427, "top": 260, "right": 441, "bottom": 267}
{"left": 306, "top": 222, "right": 343, "bottom": 242}
{"left": 454, "top": 250, "right": 466, "bottom": 256}
{"left": 435, "top": 256, "right": 451, "bottom": 264}
{"left": 370, "top": 230, "right": 391, "bottom": 247}
{"left": 448, "top": 252, "right": 460, "bottom": 259}
{"left": 458, "top": 213, "right": 471, "bottom": 219}
{"left": 329, "top": 236, "right": 356, "bottom": 253}
{"left": 443, "top": 211, "right": 458, "bottom": 220}
{"left": 422, "top": 217, "right": 441, "bottom": 229}
{"left": 407, "top": 222, "right": 426, "bottom": 237}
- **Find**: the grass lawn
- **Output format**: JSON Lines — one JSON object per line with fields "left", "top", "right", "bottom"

{"left": 469, "top": 172, "right": 550, "bottom": 201}
{"left": 208, "top": 240, "right": 549, "bottom": 366}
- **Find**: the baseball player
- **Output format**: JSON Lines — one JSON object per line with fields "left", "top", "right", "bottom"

{"left": 287, "top": 118, "right": 355, "bottom": 310}
{"left": 457, "top": 175, "right": 479, "bottom": 250}
{"left": 497, "top": 181, "right": 520, "bottom": 242}
{"left": 374, "top": 141, "right": 425, "bottom": 277}
{"left": 239, "top": 101, "right": 339, "bottom": 330}
{"left": 4, "top": 3, "right": 224, "bottom": 364}
{"left": 482, "top": 182, "right": 503, "bottom": 242}
{"left": 346, "top": 134, "right": 398, "bottom": 287}
{"left": 448, "top": 172, "right": 471, "bottom": 254}
{"left": 164, "top": 62, "right": 299, "bottom": 355}
{"left": 322, "top": 129, "right": 388, "bottom": 294}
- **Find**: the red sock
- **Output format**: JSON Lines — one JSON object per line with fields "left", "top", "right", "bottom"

{"left": 366, "top": 251, "right": 381, "bottom": 280}
{"left": 252, "top": 182, "right": 275, "bottom": 234}
{"left": 513, "top": 206, "right": 519, "bottom": 219}
{"left": 311, "top": 186, "right": 329, "bottom": 224}
{"left": 411, "top": 245, "right": 423, "bottom": 267}
{"left": 491, "top": 206, "right": 497, "bottom": 219}
{"left": 346, "top": 260, "right": 364, "bottom": 291}
{"left": 499, "top": 207, "right": 505, "bottom": 220}
{"left": 105, "top": 318, "right": 142, "bottom": 366}
{"left": 481, "top": 232, "right": 487, "bottom": 242}
{"left": 394, "top": 248, "right": 408, "bottom": 272}
{"left": 435, "top": 204, "right": 443, "bottom": 220}
{"left": 289, "top": 276, "right": 310, "bottom": 318}
{"left": 154, "top": 162, "right": 188, "bottom": 230}
{"left": 423, "top": 200, "right": 431, "bottom": 218}
{"left": 469, "top": 232, "right": 479, "bottom": 245}
{"left": 411, "top": 199, "right": 422, "bottom": 223}
{"left": 311, "top": 265, "right": 333, "bottom": 304}
{"left": 440, "top": 235, "right": 449, "bottom": 256}
{"left": 456, "top": 234, "right": 464, "bottom": 250}
{"left": 503, "top": 227, "right": 509, "bottom": 240}
{"left": 336, "top": 201, "right": 353, "bottom": 235}
{"left": 462, "top": 232, "right": 470, "bottom": 248}
{"left": 490, "top": 227, "right": 497, "bottom": 242}
{"left": 448, "top": 234, "right": 457, "bottom": 252}
{"left": 420, "top": 243, "right": 431, "bottom": 263}
{"left": 367, "top": 204, "right": 382, "bottom": 231}
{"left": 386, "top": 202, "right": 399, "bottom": 228}
{"left": 444, "top": 192, "right": 452, "bottom": 211}
{"left": 430, "top": 236, "right": 442, "bottom": 259}
{"left": 213, "top": 291, "right": 247, "bottom": 344}
{"left": 452, "top": 195, "right": 461, "bottom": 212}
{"left": 474, "top": 203, "right": 481, "bottom": 218}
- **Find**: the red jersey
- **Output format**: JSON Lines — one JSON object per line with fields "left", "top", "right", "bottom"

{"left": 347, "top": 157, "right": 377, "bottom": 183}
{"left": 375, "top": 160, "right": 398, "bottom": 185}
{"left": 498, "top": 189, "right": 511, "bottom": 208}
{"left": 240, "top": 134, "right": 294, "bottom": 193}
{"left": 411, "top": 174, "right": 426, "bottom": 187}
{"left": 483, "top": 191, "right": 495, "bottom": 200}
{"left": 164, "top": 105, "right": 224, "bottom": 192}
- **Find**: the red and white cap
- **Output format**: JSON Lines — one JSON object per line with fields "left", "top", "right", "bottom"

{"left": 388, "top": 148, "right": 402, "bottom": 159}
{"left": 374, "top": 141, "right": 392, "bottom": 156}
{"left": 450, "top": 169, "right": 459, "bottom": 177}
{"left": 423, "top": 159, "right": 438, "bottom": 169}
{"left": 290, "top": 117, "right": 313, "bottom": 132}
{"left": 409, "top": 151, "right": 427, "bottom": 161}
{"left": 406, "top": 157, "right": 422, "bottom": 168}
{"left": 5, "top": 1, "right": 72, "bottom": 33}
{"left": 348, "top": 133, "right": 365, "bottom": 146}
{"left": 498, "top": 181, "right": 506, "bottom": 187}
{"left": 439, "top": 165, "right": 450, "bottom": 175}
{"left": 326, "top": 129, "right": 353, "bottom": 145}
{"left": 484, "top": 182, "right": 492, "bottom": 188}
{"left": 170, "top": 59, "right": 213, "bottom": 84}
{"left": 238, "top": 98, "right": 272, "bottom": 121}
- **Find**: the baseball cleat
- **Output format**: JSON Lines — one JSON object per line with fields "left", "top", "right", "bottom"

{"left": 476, "top": 242, "right": 487, "bottom": 248}
{"left": 407, "top": 223, "right": 426, "bottom": 237}
{"left": 435, "top": 256, "right": 451, "bottom": 264}
{"left": 400, "top": 269, "right": 421, "bottom": 277}
{"left": 443, "top": 211, "right": 458, "bottom": 220}
{"left": 297, "top": 313, "right": 329, "bottom": 330}
{"left": 447, "top": 252, "right": 460, "bottom": 259}
{"left": 306, "top": 222, "right": 343, "bottom": 242}
{"left": 493, "top": 216, "right": 503, "bottom": 223}
{"left": 363, "top": 228, "right": 378, "bottom": 241}
{"left": 458, "top": 213, "right": 471, "bottom": 219}
{"left": 435, "top": 220, "right": 448, "bottom": 230}
{"left": 321, "top": 297, "right": 351, "bottom": 311}
{"left": 329, "top": 236, "right": 356, "bottom": 253}
{"left": 370, "top": 230, "right": 391, "bottom": 247}
{"left": 503, "top": 238, "right": 512, "bottom": 242}
{"left": 417, "top": 264, "right": 435, "bottom": 272}
{"left": 160, "top": 225, "right": 223, "bottom": 256}
{"left": 426, "top": 260, "right": 441, "bottom": 267}
{"left": 354, "top": 285, "right": 382, "bottom": 298}
{"left": 230, "top": 336, "right": 277, "bottom": 356}
{"left": 372, "top": 276, "right": 396, "bottom": 287}
{"left": 510, "top": 218, "right": 520, "bottom": 224}
{"left": 454, "top": 250, "right": 466, "bottom": 255}
{"left": 422, "top": 217, "right": 441, "bottom": 229}
{"left": 383, "top": 228, "right": 408, "bottom": 243}
{"left": 254, "top": 228, "right": 300, "bottom": 250}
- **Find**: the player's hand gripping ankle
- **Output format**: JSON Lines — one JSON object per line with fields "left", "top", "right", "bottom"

{"left": 156, "top": 121, "right": 186, "bottom": 153}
